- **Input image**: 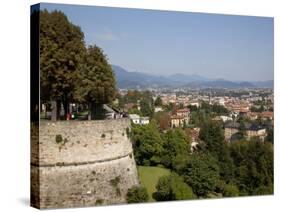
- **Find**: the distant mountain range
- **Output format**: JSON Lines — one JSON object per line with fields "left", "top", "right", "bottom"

{"left": 112, "top": 65, "right": 273, "bottom": 89}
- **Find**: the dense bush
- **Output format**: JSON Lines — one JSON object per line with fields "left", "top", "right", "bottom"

{"left": 229, "top": 141, "right": 273, "bottom": 195}
{"left": 153, "top": 173, "right": 194, "bottom": 201}
{"left": 126, "top": 186, "right": 149, "bottom": 203}
{"left": 177, "top": 154, "right": 220, "bottom": 197}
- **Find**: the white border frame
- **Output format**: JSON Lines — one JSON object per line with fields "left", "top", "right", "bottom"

{"left": 0, "top": 0, "right": 280, "bottom": 211}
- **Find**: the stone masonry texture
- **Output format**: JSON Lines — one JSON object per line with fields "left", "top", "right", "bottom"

{"left": 31, "top": 119, "right": 139, "bottom": 209}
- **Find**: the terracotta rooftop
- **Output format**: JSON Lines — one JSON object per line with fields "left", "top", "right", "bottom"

{"left": 177, "top": 108, "right": 190, "bottom": 112}
{"left": 171, "top": 115, "right": 186, "bottom": 119}
{"left": 224, "top": 122, "right": 266, "bottom": 131}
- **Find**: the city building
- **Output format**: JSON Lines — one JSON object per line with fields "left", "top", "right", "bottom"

{"left": 129, "top": 114, "right": 140, "bottom": 124}
{"left": 171, "top": 115, "right": 187, "bottom": 128}
{"left": 140, "top": 117, "right": 150, "bottom": 125}
{"left": 261, "top": 111, "right": 274, "bottom": 120}
{"left": 129, "top": 114, "right": 150, "bottom": 125}
{"left": 154, "top": 106, "right": 163, "bottom": 113}
{"left": 224, "top": 122, "right": 267, "bottom": 142}
{"left": 170, "top": 108, "right": 190, "bottom": 127}
{"left": 219, "top": 115, "right": 233, "bottom": 122}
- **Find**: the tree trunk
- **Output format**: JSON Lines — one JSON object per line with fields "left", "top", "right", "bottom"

{"left": 88, "top": 102, "right": 92, "bottom": 120}
{"left": 87, "top": 102, "right": 105, "bottom": 120}
{"left": 91, "top": 102, "right": 104, "bottom": 120}
{"left": 62, "top": 100, "right": 68, "bottom": 119}
{"left": 51, "top": 99, "right": 60, "bottom": 121}
{"left": 62, "top": 94, "right": 69, "bottom": 120}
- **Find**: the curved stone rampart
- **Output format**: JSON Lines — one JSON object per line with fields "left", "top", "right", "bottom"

{"left": 31, "top": 119, "right": 139, "bottom": 209}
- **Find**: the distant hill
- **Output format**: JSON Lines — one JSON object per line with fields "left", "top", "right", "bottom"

{"left": 112, "top": 65, "right": 174, "bottom": 88}
{"left": 169, "top": 73, "right": 210, "bottom": 83}
{"left": 252, "top": 80, "right": 273, "bottom": 88}
{"left": 184, "top": 79, "right": 256, "bottom": 89}
{"left": 111, "top": 65, "right": 273, "bottom": 89}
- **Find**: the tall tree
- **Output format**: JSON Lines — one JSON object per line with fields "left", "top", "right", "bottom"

{"left": 74, "top": 45, "right": 116, "bottom": 120}
{"left": 140, "top": 98, "right": 154, "bottom": 118}
{"left": 131, "top": 122, "right": 164, "bottom": 166}
{"left": 154, "top": 96, "right": 163, "bottom": 106}
{"left": 161, "top": 128, "right": 191, "bottom": 170}
{"left": 199, "top": 120, "right": 234, "bottom": 182}
{"left": 199, "top": 120, "right": 225, "bottom": 156}
{"left": 153, "top": 111, "right": 171, "bottom": 131}
{"left": 178, "top": 154, "right": 220, "bottom": 197}
{"left": 237, "top": 117, "right": 247, "bottom": 140}
{"left": 40, "top": 10, "right": 85, "bottom": 120}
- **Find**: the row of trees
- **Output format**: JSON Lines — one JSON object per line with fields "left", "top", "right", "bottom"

{"left": 40, "top": 10, "right": 116, "bottom": 120}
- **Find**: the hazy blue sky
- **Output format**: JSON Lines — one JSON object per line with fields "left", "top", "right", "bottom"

{"left": 40, "top": 3, "right": 274, "bottom": 81}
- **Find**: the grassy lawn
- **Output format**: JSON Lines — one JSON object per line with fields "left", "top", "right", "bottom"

{"left": 138, "top": 166, "right": 171, "bottom": 201}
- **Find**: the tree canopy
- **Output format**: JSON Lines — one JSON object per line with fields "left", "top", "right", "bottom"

{"left": 40, "top": 10, "right": 116, "bottom": 120}
{"left": 177, "top": 154, "right": 220, "bottom": 197}
{"left": 40, "top": 10, "right": 85, "bottom": 120}
{"left": 161, "top": 128, "right": 191, "bottom": 170}
{"left": 74, "top": 45, "right": 116, "bottom": 119}
{"left": 229, "top": 141, "right": 273, "bottom": 195}
{"left": 131, "top": 123, "right": 165, "bottom": 166}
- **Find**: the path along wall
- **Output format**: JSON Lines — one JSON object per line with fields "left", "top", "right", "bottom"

{"left": 31, "top": 118, "right": 139, "bottom": 209}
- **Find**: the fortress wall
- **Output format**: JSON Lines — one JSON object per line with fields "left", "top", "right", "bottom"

{"left": 31, "top": 119, "right": 139, "bottom": 209}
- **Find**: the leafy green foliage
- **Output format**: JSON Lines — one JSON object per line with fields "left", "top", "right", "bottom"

{"left": 222, "top": 183, "right": 240, "bottom": 197}
{"left": 131, "top": 123, "right": 164, "bottom": 166}
{"left": 229, "top": 141, "right": 273, "bottom": 195}
{"left": 199, "top": 120, "right": 225, "bottom": 155}
{"left": 253, "top": 185, "right": 273, "bottom": 195}
{"left": 128, "top": 108, "right": 142, "bottom": 116}
{"left": 131, "top": 111, "right": 273, "bottom": 199}
{"left": 236, "top": 117, "right": 247, "bottom": 140}
{"left": 187, "top": 105, "right": 198, "bottom": 112}
{"left": 40, "top": 10, "right": 117, "bottom": 120}
{"left": 266, "top": 128, "right": 274, "bottom": 143}
{"left": 199, "top": 119, "right": 234, "bottom": 182}
{"left": 163, "top": 102, "right": 174, "bottom": 112}
{"left": 126, "top": 186, "right": 149, "bottom": 203}
{"left": 154, "top": 96, "right": 163, "bottom": 106}
{"left": 177, "top": 154, "right": 220, "bottom": 197}
{"left": 161, "top": 128, "right": 191, "bottom": 170}
{"left": 40, "top": 10, "right": 85, "bottom": 119}
{"left": 200, "top": 102, "right": 229, "bottom": 116}
{"left": 188, "top": 102, "right": 228, "bottom": 127}
{"left": 74, "top": 45, "right": 116, "bottom": 119}
{"left": 140, "top": 99, "right": 154, "bottom": 118}
{"left": 74, "top": 45, "right": 116, "bottom": 104}
{"left": 153, "top": 173, "right": 194, "bottom": 201}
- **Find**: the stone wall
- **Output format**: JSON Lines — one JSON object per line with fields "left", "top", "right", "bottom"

{"left": 31, "top": 119, "right": 139, "bottom": 209}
